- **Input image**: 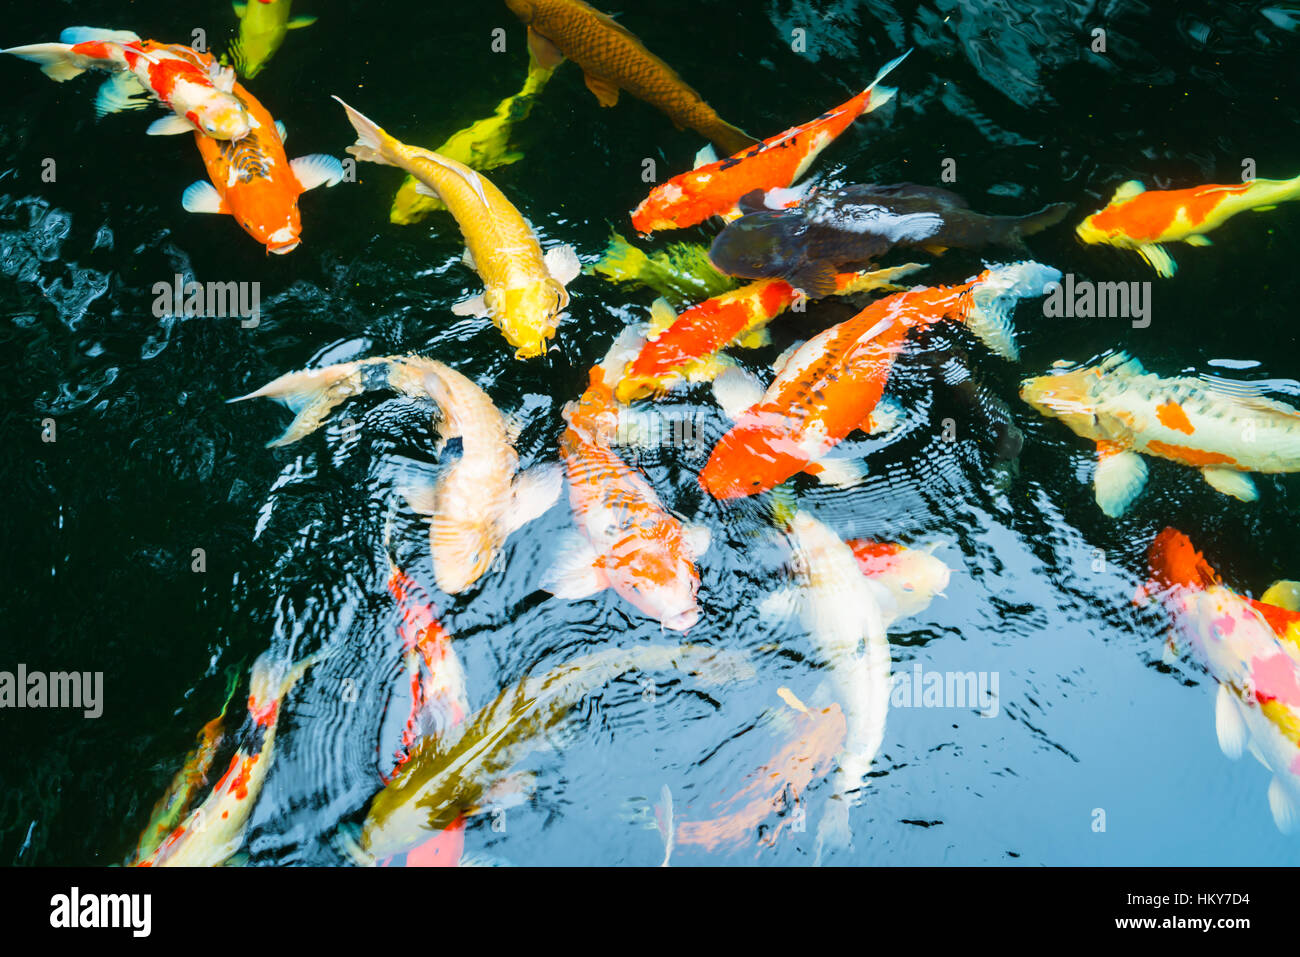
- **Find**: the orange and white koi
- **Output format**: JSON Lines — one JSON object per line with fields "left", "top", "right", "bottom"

{"left": 1145, "top": 529, "right": 1300, "bottom": 832}
{"left": 1077, "top": 175, "right": 1300, "bottom": 277}
{"left": 1020, "top": 353, "right": 1300, "bottom": 517}
{"left": 234, "top": 356, "right": 562, "bottom": 595}
{"left": 630, "top": 51, "right": 909, "bottom": 233}
{"left": 614, "top": 264, "right": 924, "bottom": 403}
{"left": 181, "top": 79, "right": 342, "bottom": 253}
{"left": 847, "top": 539, "right": 952, "bottom": 620}
{"left": 4, "top": 27, "right": 252, "bottom": 139}
{"left": 699, "top": 262, "right": 1060, "bottom": 499}
{"left": 543, "top": 330, "right": 710, "bottom": 630}
{"left": 136, "top": 652, "right": 319, "bottom": 866}
{"left": 673, "top": 692, "right": 846, "bottom": 854}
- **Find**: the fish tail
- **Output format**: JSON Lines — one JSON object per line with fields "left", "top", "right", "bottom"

{"left": 1148, "top": 528, "right": 1220, "bottom": 592}
{"left": 706, "top": 119, "right": 759, "bottom": 156}
{"left": 332, "top": 96, "right": 400, "bottom": 167}
{"left": 3, "top": 42, "right": 97, "bottom": 82}
{"left": 1011, "top": 201, "right": 1073, "bottom": 238}
{"left": 958, "top": 261, "right": 1062, "bottom": 361}
{"left": 860, "top": 48, "right": 912, "bottom": 111}
{"left": 229, "top": 361, "right": 370, "bottom": 447}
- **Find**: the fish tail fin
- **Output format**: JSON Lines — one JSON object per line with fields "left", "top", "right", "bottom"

{"left": 3, "top": 42, "right": 94, "bottom": 82}
{"left": 332, "top": 96, "right": 400, "bottom": 167}
{"left": 957, "top": 261, "right": 1062, "bottom": 361}
{"left": 861, "top": 48, "right": 912, "bottom": 111}
{"left": 229, "top": 361, "right": 370, "bottom": 447}
{"left": 59, "top": 27, "right": 141, "bottom": 45}
{"left": 709, "top": 121, "right": 759, "bottom": 157}
{"left": 1012, "top": 201, "right": 1073, "bottom": 238}
{"left": 589, "top": 231, "right": 653, "bottom": 283}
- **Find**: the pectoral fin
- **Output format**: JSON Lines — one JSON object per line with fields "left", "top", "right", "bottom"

{"left": 1261, "top": 581, "right": 1300, "bottom": 613}
{"left": 1201, "top": 467, "right": 1257, "bottom": 502}
{"left": 1135, "top": 242, "right": 1177, "bottom": 278}
{"left": 710, "top": 366, "right": 765, "bottom": 420}
{"left": 541, "top": 532, "right": 608, "bottom": 600}
{"left": 287, "top": 15, "right": 318, "bottom": 29}
{"left": 147, "top": 115, "right": 197, "bottom": 136}
{"left": 543, "top": 244, "right": 582, "bottom": 286}
{"left": 451, "top": 294, "right": 490, "bottom": 318}
{"left": 1093, "top": 444, "right": 1148, "bottom": 517}
{"left": 787, "top": 262, "right": 839, "bottom": 299}
{"left": 1269, "top": 777, "right": 1299, "bottom": 834}
{"left": 583, "top": 72, "right": 621, "bottom": 107}
{"left": 503, "top": 464, "right": 563, "bottom": 535}
{"left": 1215, "top": 684, "right": 1248, "bottom": 760}
{"left": 804, "top": 456, "right": 866, "bottom": 489}
{"left": 682, "top": 523, "right": 712, "bottom": 561}
{"left": 182, "top": 181, "right": 228, "bottom": 215}
{"left": 736, "top": 327, "right": 771, "bottom": 349}
{"left": 94, "top": 72, "right": 149, "bottom": 117}
{"left": 291, "top": 154, "right": 345, "bottom": 191}
{"left": 526, "top": 27, "right": 566, "bottom": 71}
{"left": 693, "top": 145, "right": 718, "bottom": 169}
{"left": 1184, "top": 234, "right": 1213, "bottom": 247}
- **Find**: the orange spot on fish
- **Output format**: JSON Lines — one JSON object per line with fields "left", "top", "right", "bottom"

{"left": 1144, "top": 440, "right": 1236, "bottom": 467}
{"left": 1156, "top": 400, "right": 1195, "bottom": 435}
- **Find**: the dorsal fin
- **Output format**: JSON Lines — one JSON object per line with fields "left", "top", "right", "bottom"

{"left": 1112, "top": 179, "right": 1146, "bottom": 203}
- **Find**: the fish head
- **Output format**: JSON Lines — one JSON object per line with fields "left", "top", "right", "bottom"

{"left": 251, "top": 206, "right": 303, "bottom": 255}
{"left": 431, "top": 518, "right": 502, "bottom": 596}
{"left": 631, "top": 182, "right": 714, "bottom": 233}
{"left": 1019, "top": 365, "right": 1101, "bottom": 438}
{"left": 493, "top": 279, "right": 568, "bottom": 359}
{"left": 1148, "top": 528, "right": 1219, "bottom": 594}
{"left": 854, "top": 542, "right": 951, "bottom": 619}
{"left": 194, "top": 96, "right": 255, "bottom": 141}
{"left": 605, "top": 526, "right": 702, "bottom": 631}
{"left": 698, "top": 421, "right": 809, "bottom": 500}
{"left": 708, "top": 211, "right": 804, "bottom": 281}
{"left": 1074, "top": 212, "right": 1111, "bottom": 246}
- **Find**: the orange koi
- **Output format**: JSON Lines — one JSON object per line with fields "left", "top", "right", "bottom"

{"left": 181, "top": 79, "right": 343, "bottom": 253}
{"left": 699, "top": 262, "right": 1059, "bottom": 499}
{"left": 614, "top": 263, "right": 924, "bottom": 403}
{"left": 630, "top": 51, "right": 909, "bottom": 233}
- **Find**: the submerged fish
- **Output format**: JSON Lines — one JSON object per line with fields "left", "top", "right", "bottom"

{"left": 1076, "top": 175, "right": 1300, "bottom": 277}
{"left": 182, "top": 80, "right": 342, "bottom": 253}
{"left": 587, "top": 232, "right": 737, "bottom": 307}
{"left": 224, "top": 0, "right": 317, "bottom": 79}
{"left": 615, "top": 263, "right": 925, "bottom": 403}
{"left": 544, "top": 330, "right": 711, "bottom": 630}
{"left": 709, "top": 184, "right": 1070, "bottom": 298}
{"left": 846, "top": 540, "right": 952, "bottom": 621}
{"left": 699, "top": 262, "right": 1060, "bottom": 499}
{"left": 136, "top": 652, "right": 319, "bottom": 866}
{"left": 132, "top": 668, "right": 241, "bottom": 864}
{"left": 503, "top": 0, "right": 756, "bottom": 154}
{"left": 1020, "top": 353, "right": 1300, "bottom": 517}
{"left": 335, "top": 97, "right": 581, "bottom": 358}
{"left": 4, "top": 27, "right": 252, "bottom": 139}
{"left": 391, "top": 56, "right": 556, "bottom": 225}
{"left": 674, "top": 691, "right": 847, "bottom": 854}
{"left": 233, "top": 356, "right": 562, "bottom": 595}
{"left": 355, "top": 643, "right": 754, "bottom": 861}
{"left": 631, "top": 51, "right": 910, "bottom": 233}
{"left": 1146, "top": 529, "right": 1300, "bottom": 832}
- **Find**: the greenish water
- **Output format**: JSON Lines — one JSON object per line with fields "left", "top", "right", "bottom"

{"left": 1, "top": 0, "right": 1299, "bottom": 866}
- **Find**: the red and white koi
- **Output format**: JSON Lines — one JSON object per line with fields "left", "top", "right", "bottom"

{"left": 4, "top": 27, "right": 252, "bottom": 139}
{"left": 1145, "top": 529, "right": 1300, "bottom": 832}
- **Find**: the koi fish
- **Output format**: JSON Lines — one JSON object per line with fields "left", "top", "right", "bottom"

{"left": 225, "top": 0, "right": 317, "bottom": 79}
{"left": 673, "top": 691, "right": 846, "bottom": 854}
{"left": 615, "top": 263, "right": 925, "bottom": 403}
{"left": 391, "top": 56, "right": 556, "bottom": 225}
{"left": 630, "top": 51, "right": 910, "bottom": 233}
{"left": 503, "top": 0, "right": 756, "bottom": 154}
{"left": 4, "top": 27, "right": 252, "bottom": 139}
{"left": 588, "top": 231, "right": 737, "bottom": 307}
{"left": 846, "top": 540, "right": 952, "bottom": 620}
{"left": 335, "top": 97, "right": 581, "bottom": 359}
{"left": 182, "top": 79, "right": 342, "bottom": 253}
{"left": 1076, "top": 175, "right": 1300, "bottom": 277}
{"left": 543, "top": 330, "right": 711, "bottom": 630}
{"left": 709, "top": 183, "right": 1070, "bottom": 298}
{"left": 699, "top": 262, "right": 1060, "bottom": 499}
{"left": 383, "top": 565, "right": 470, "bottom": 868}
{"left": 1020, "top": 353, "right": 1300, "bottom": 517}
{"left": 131, "top": 668, "right": 241, "bottom": 864}
{"left": 353, "top": 643, "right": 754, "bottom": 861}
{"left": 136, "top": 652, "right": 320, "bottom": 866}
{"left": 234, "top": 356, "right": 562, "bottom": 595}
{"left": 1146, "top": 529, "right": 1300, "bottom": 832}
